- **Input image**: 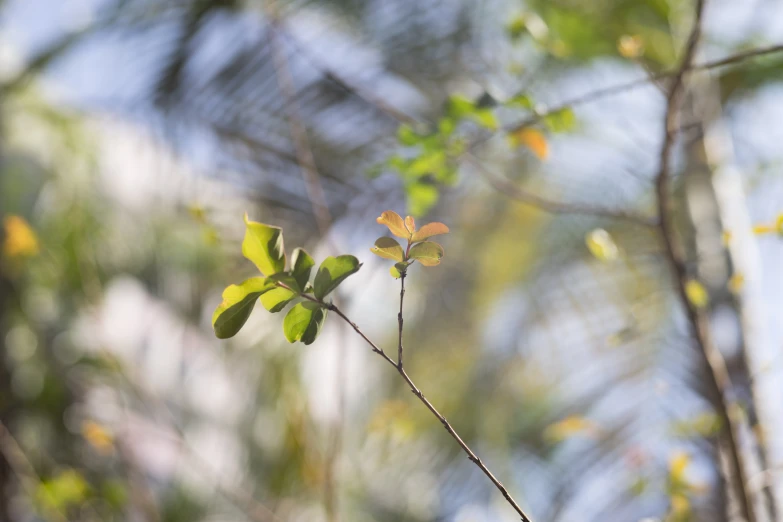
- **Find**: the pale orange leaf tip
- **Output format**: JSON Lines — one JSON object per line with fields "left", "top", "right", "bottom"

{"left": 376, "top": 210, "right": 410, "bottom": 239}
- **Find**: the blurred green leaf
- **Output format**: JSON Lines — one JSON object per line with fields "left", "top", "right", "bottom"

{"left": 314, "top": 255, "right": 361, "bottom": 299}
{"left": 242, "top": 213, "right": 286, "bottom": 276}
{"left": 212, "top": 277, "right": 272, "bottom": 339}
{"left": 371, "top": 237, "right": 405, "bottom": 261}
{"left": 543, "top": 107, "right": 576, "bottom": 132}
{"left": 408, "top": 241, "right": 444, "bottom": 266}
{"left": 36, "top": 469, "right": 90, "bottom": 514}
{"left": 470, "top": 108, "right": 499, "bottom": 130}
{"left": 283, "top": 302, "right": 327, "bottom": 345}
{"left": 398, "top": 124, "right": 421, "bottom": 146}
{"left": 406, "top": 182, "right": 440, "bottom": 217}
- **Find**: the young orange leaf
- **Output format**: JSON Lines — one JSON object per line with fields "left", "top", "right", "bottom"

{"left": 376, "top": 211, "right": 410, "bottom": 239}
{"left": 411, "top": 222, "right": 449, "bottom": 242}
{"left": 404, "top": 215, "right": 416, "bottom": 235}
{"left": 509, "top": 128, "right": 549, "bottom": 160}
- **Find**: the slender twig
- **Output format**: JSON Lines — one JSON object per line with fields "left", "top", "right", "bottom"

{"left": 463, "top": 155, "right": 659, "bottom": 227}
{"left": 397, "top": 272, "right": 406, "bottom": 368}
{"left": 286, "top": 287, "right": 533, "bottom": 521}
{"left": 654, "top": 2, "right": 756, "bottom": 521}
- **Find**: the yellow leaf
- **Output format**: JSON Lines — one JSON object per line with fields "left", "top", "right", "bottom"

{"left": 81, "top": 421, "right": 114, "bottom": 455}
{"left": 670, "top": 494, "right": 690, "bottom": 516}
{"left": 3, "top": 215, "right": 39, "bottom": 258}
{"left": 617, "top": 35, "right": 644, "bottom": 58}
{"left": 669, "top": 451, "right": 690, "bottom": 482}
{"left": 685, "top": 279, "right": 709, "bottom": 309}
{"left": 721, "top": 230, "right": 732, "bottom": 246}
{"left": 544, "top": 415, "right": 599, "bottom": 443}
{"left": 376, "top": 211, "right": 410, "bottom": 240}
{"left": 728, "top": 273, "right": 745, "bottom": 294}
{"left": 776, "top": 213, "right": 783, "bottom": 235}
{"left": 585, "top": 228, "right": 619, "bottom": 261}
{"left": 753, "top": 224, "right": 775, "bottom": 235}
{"left": 508, "top": 128, "right": 549, "bottom": 160}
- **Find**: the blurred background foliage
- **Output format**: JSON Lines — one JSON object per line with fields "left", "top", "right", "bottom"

{"left": 2, "top": 0, "right": 783, "bottom": 521}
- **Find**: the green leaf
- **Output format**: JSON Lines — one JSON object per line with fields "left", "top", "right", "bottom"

{"left": 261, "top": 274, "right": 301, "bottom": 312}
{"left": 259, "top": 287, "right": 297, "bottom": 313}
{"left": 408, "top": 150, "right": 446, "bottom": 177}
{"left": 291, "top": 248, "right": 315, "bottom": 290}
{"left": 212, "top": 277, "right": 273, "bottom": 339}
{"left": 390, "top": 261, "right": 411, "bottom": 279}
{"left": 408, "top": 241, "right": 444, "bottom": 267}
{"left": 370, "top": 237, "right": 405, "bottom": 262}
{"left": 508, "top": 93, "right": 535, "bottom": 110}
{"left": 470, "top": 109, "right": 498, "bottom": 130}
{"left": 283, "top": 302, "right": 328, "bottom": 345}
{"left": 446, "top": 95, "right": 475, "bottom": 120}
{"left": 543, "top": 107, "right": 576, "bottom": 133}
{"left": 313, "top": 255, "right": 362, "bottom": 300}
{"left": 242, "top": 213, "right": 286, "bottom": 276}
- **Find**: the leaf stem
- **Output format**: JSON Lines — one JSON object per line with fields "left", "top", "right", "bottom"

{"left": 397, "top": 273, "right": 406, "bottom": 369}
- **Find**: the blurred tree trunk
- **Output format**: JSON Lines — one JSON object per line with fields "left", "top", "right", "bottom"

{"left": 680, "top": 73, "right": 777, "bottom": 522}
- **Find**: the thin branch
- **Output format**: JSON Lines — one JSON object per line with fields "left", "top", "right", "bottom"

{"left": 496, "top": 42, "right": 783, "bottom": 142}
{"left": 266, "top": 20, "right": 332, "bottom": 236}
{"left": 397, "top": 272, "right": 406, "bottom": 368}
{"left": 463, "top": 155, "right": 659, "bottom": 227}
{"left": 653, "top": 2, "right": 756, "bottom": 521}
{"left": 290, "top": 288, "right": 533, "bottom": 521}
{"left": 0, "top": 421, "right": 69, "bottom": 522}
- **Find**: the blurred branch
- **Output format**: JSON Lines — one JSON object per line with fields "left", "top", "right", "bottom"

{"left": 0, "top": 421, "right": 68, "bottom": 522}
{"left": 463, "top": 155, "right": 659, "bottom": 227}
{"left": 494, "top": 42, "right": 783, "bottom": 143}
{"left": 267, "top": 20, "right": 332, "bottom": 236}
{"left": 281, "top": 286, "right": 534, "bottom": 522}
{"left": 266, "top": 11, "right": 347, "bottom": 521}
{"left": 654, "top": 2, "right": 756, "bottom": 521}
{"left": 276, "top": 24, "right": 656, "bottom": 226}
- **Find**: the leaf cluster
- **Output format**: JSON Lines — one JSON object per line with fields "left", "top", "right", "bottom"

{"left": 370, "top": 210, "right": 449, "bottom": 278}
{"left": 212, "top": 214, "right": 361, "bottom": 343}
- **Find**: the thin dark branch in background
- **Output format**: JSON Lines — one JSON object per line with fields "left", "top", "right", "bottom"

{"left": 463, "top": 155, "right": 659, "bottom": 227}
{"left": 493, "top": 42, "right": 783, "bottom": 143}
{"left": 0, "top": 421, "right": 69, "bottom": 522}
{"left": 653, "top": 1, "right": 757, "bottom": 521}
{"left": 266, "top": 22, "right": 332, "bottom": 235}
{"left": 266, "top": 9, "right": 349, "bottom": 520}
